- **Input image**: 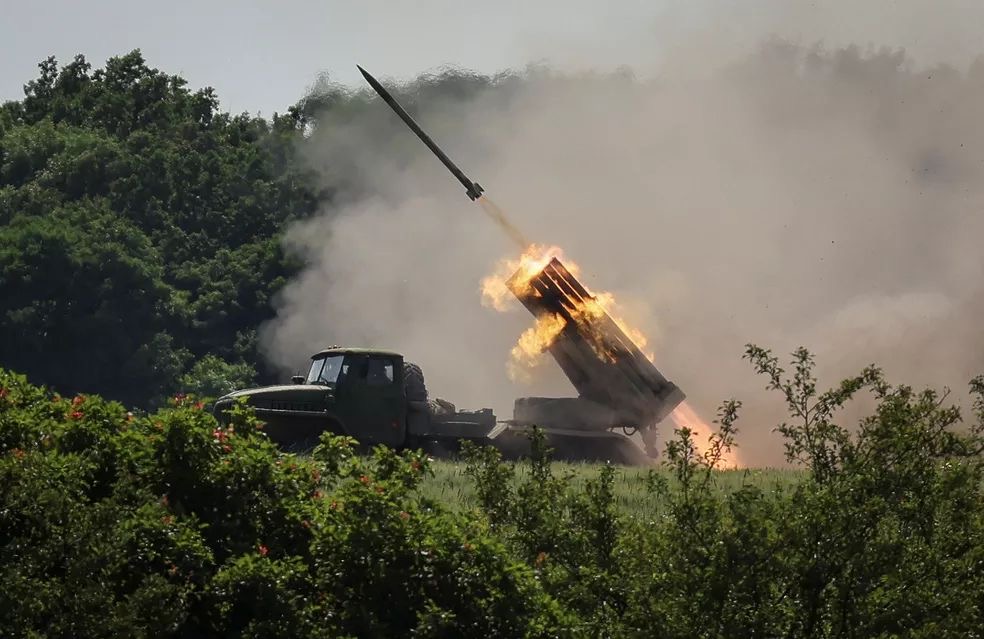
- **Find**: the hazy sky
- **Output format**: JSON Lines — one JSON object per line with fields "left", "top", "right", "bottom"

{"left": 5, "top": 0, "right": 984, "bottom": 116}
{"left": 1, "top": 0, "right": 660, "bottom": 116}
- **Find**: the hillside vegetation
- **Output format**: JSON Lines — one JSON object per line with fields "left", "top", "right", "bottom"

{"left": 0, "top": 52, "right": 326, "bottom": 408}
{"left": 2, "top": 343, "right": 984, "bottom": 636}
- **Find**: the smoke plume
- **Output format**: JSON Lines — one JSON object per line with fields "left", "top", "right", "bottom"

{"left": 259, "top": 11, "right": 984, "bottom": 466}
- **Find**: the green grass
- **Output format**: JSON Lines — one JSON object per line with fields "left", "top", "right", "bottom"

{"left": 420, "top": 459, "right": 806, "bottom": 519}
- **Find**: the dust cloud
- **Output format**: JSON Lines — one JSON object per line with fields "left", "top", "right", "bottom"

{"left": 258, "top": 6, "right": 984, "bottom": 466}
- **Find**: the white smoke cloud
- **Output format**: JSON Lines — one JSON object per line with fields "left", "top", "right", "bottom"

{"left": 259, "top": 7, "right": 984, "bottom": 466}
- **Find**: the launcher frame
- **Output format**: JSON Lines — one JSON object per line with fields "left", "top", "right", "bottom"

{"left": 506, "top": 257, "right": 685, "bottom": 456}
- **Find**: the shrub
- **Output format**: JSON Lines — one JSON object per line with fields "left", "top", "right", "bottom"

{"left": 0, "top": 367, "right": 561, "bottom": 638}
{"left": 2, "top": 341, "right": 983, "bottom": 637}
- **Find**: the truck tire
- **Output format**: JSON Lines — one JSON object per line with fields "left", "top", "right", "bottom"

{"left": 418, "top": 438, "right": 459, "bottom": 459}
{"left": 403, "top": 361, "right": 428, "bottom": 401}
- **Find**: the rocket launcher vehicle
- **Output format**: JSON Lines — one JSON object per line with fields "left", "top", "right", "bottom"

{"left": 506, "top": 257, "right": 686, "bottom": 458}
{"left": 507, "top": 257, "right": 686, "bottom": 425}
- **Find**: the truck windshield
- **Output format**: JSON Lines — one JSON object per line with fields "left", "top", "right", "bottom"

{"left": 306, "top": 355, "right": 345, "bottom": 385}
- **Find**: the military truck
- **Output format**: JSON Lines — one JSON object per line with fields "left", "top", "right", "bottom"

{"left": 209, "top": 344, "right": 656, "bottom": 464}
{"left": 212, "top": 255, "right": 688, "bottom": 467}
{"left": 211, "top": 346, "right": 510, "bottom": 456}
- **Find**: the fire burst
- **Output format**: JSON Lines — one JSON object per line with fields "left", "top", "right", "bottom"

{"left": 508, "top": 312, "right": 567, "bottom": 382}
{"left": 481, "top": 243, "right": 654, "bottom": 363}
{"left": 481, "top": 243, "right": 574, "bottom": 312}
{"left": 669, "top": 402, "right": 741, "bottom": 469}
{"left": 484, "top": 242, "right": 743, "bottom": 469}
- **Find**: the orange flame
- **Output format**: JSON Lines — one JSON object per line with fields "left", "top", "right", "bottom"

{"left": 669, "top": 401, "right": 742, "bottom": 468}
{"left": 481, "top": 243, "right": 578, "bottom": 312}
{"left": 483, "top": 244, "right": 654, "bottom": 363}
{"left": 507, "top": 312, "right": 568, "bottom": 382}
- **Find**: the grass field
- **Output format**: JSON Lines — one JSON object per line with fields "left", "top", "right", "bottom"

{"left": 420, "top": 459, "right": 806, "bottom": 519}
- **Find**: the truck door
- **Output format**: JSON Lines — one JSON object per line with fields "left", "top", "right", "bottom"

{"left": 337, "top": 353, "right": 406, "bottom": 447}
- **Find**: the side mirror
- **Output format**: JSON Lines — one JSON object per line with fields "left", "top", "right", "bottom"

{"left": 291, "top": 375, "right": 305, "bottom": 384}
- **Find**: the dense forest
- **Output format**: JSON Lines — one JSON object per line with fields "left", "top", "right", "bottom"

{"left": 0, "top": 51, "right": 319, "bottom": 407}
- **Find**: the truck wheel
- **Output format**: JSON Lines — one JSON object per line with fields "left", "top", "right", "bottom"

{"left": 403, "top": 361, "right": 428, "bottom": 401}
{"left": 419, "top": 438, "right": 457, "bottom": 459}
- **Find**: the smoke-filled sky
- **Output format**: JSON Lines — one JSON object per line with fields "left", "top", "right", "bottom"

{"left": 253, "top": 2, "right": 984, "bottom": 466}
{"left": 7, "top": 0, "right": 984, "bottom": 465}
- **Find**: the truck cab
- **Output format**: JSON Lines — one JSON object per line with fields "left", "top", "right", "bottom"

{"left": 213, "top": 347, "right": 409, "bottom": 449}
{"left": 212, "top": 347, "right": 500, "bottom": 454}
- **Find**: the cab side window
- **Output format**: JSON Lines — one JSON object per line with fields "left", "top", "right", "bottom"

{"left": 366, "top": 357, "right": 395, "bottom": 386}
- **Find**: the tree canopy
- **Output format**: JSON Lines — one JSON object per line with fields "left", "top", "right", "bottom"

{"left": 0, "top": 51, "right": 323, "bottom": 407}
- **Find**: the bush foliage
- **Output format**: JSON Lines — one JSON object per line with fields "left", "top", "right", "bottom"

{"left": 0, "top": 51, "right": 321, "bottom": 408}
{"left": 2, "top": 345, "right": 983, "bottom": 637}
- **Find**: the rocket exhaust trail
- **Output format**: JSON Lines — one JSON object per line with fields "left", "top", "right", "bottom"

{"left": 477, "top": 196, "right": 530, "bottom": 249}
{"left": 357, "top": 64, "right": 530, "bottom": 250}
